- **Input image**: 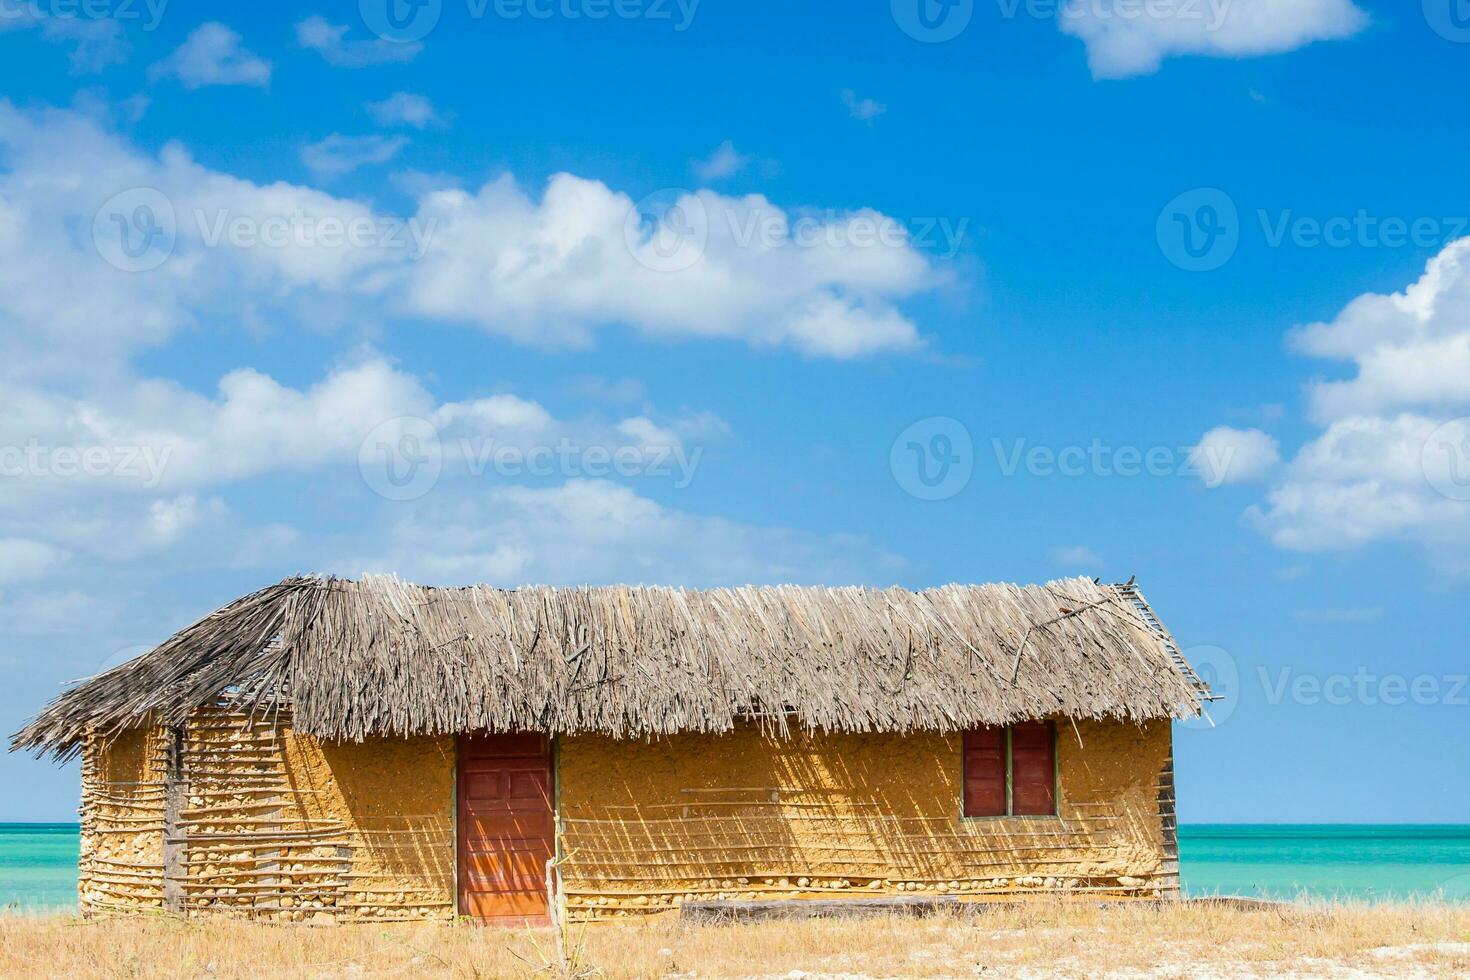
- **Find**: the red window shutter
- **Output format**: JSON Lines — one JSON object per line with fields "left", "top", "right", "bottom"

{"left": 1009, "top": 721, "right": 1056, "bottom": 816}
{"left": 962, "top": 727, "right": 1006, "bottom": 817}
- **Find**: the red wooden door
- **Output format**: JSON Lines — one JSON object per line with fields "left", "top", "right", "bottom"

{"left": 456, "top": 733, "right": 554, "bottom": 925}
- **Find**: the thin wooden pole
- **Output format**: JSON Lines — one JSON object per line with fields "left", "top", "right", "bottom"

{"left": 162, "top": 726, "right": 186, "bottom": 914}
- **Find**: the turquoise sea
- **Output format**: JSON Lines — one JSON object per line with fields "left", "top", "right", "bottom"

{"left": 1, "top": 825, "right": 83, "bottom": 911}
{"left": 1181, "top": 825, "right": 1470, "bottom": 903}
{"left": 2, "top": 824, "right": 1468, "bottom": 910}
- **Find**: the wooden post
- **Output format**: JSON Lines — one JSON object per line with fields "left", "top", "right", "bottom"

{"left": 162, "top": 725, "right": 186, "bottom": 914}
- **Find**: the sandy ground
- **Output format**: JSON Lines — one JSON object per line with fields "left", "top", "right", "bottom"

{"left": 0, "top": 900, "right": 1467, "bottom": 978}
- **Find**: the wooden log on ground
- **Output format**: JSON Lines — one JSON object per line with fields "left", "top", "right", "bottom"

{"left": 681, "top": 895, "right": 962, "bottom": 923}
{"left": 681, "top": 893, "right": 1292, "bottom": 925}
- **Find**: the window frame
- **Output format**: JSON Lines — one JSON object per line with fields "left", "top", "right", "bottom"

{"left": 960, "top": 722, "right": 1060, "bottom": 820}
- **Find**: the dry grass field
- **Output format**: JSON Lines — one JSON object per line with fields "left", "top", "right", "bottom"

{"left": 1, "top": 900, "right": 1467, "bottom": 979}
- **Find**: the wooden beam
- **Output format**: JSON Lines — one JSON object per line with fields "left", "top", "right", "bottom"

{"left": 161, "top": 726, "right": 186, "bottom": 914}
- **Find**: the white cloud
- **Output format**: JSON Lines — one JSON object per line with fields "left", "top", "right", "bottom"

{"left": 1051, "top": 545, "right": 1104, "bottom": 568}
{"left": 151, "top": 23, "right": 272, "bottom": 89}
{"left": 0, "top": 101, "right": 410, "bottom": 378}
{"left": 0, "top": 344, "right": 739, "bottom": 591}
{"left": 1248, "top": 414, "right": 1469, "bottom": 553}
{"left": 616, "top": 416, "right": 682, "bottom": 449}
{"left": 301, "top": 133, "right": 409, "bottom": 178}
{"left": 692, "top": 140, "right": 751, "bottom": 182}
{"left": 1243, "top": 239, "right": 1470, "bottom": 570}
{"left": 0, "top": 97, "right": 934, "bottom": 762}
{"left": 366, "top": 92, "right": 445, "bottom": 129}
{"left": 0, "top": 353, "right": 727, "bottom": 499}
{"left": 0, "top": 357, "right": 428, "bottom": 497}
{"left": 405, "top": 175, "right": 936, "bottom": 357}
{"left": 1190, "top": 426, "right": 1280, "bottom": 488}
{"left": 1059, "top": 0, "right": 1367, "bottom": 79}
{"left": 0, "top": 103, "right": 942, "bottom": 377}
{"left": 1293, "top": 238, "right": 1470, "bottom": 422}
{"left": 0, "top": 538, "right": 68, "bottom": 583}
{"left": 0, "top": 11, "right": 130, "bottom": 73}
{"left": 0, "top": 369, "right": 874, "bottom": 593}
{"left": 148, "top": 494, "right": 224, "bottom": 545}
{"left": 841, "top": 89, "right": 886, "bottom": 122}
{"left": 338, "top": 479, "right": 905, "bottom": 588}
{"left": 296, "top": 16, "right": 421, "bottom": 68}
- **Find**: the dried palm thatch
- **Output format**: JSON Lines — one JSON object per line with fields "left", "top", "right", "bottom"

{"left": 11, "top": 575, "right": 1209, "bottom": 761}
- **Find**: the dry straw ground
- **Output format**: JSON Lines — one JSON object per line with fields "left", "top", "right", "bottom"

{"left": 2, "top": 900, "right": 1468, "bottom": 979}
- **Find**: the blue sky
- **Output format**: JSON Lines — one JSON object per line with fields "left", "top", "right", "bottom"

{"left": 1, "top": 1, "right": 1468, "bottom": 825}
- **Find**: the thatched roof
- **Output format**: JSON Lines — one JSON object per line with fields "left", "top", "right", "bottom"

{"left": 12, "top": 575, "right": 1210, "bottom": 760}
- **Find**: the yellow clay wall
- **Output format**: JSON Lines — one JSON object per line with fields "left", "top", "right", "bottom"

{"left": 77, "top": 726, "right": 169, "bottom": 914}
{"left": 557, "top": 720, "right": 1175, "bottom": 921}
{"left": 79, "top": 710, "right": 455, "bottom": 922}
{"left": 79, "top": 715, "right": 1174, "bottom": 923}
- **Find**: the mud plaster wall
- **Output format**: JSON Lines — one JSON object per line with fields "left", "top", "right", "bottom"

{"left": 80, "top": 715, "right": 1173, "bottom": 923}
{"left": 557, "top": 719, "right": 1174, "bottom": 921}
{"left": 78, "top": 726, "right": 168, "bottom": 914}
{"left": 80, "top": 710, "right": 454, "bottom": 922}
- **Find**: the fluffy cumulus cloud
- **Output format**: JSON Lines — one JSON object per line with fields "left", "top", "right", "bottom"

{"left": 0, "top": 103, "right": 940, "bottom": 372}
{"left": 1190, "top": 426, "right": 1280, "bottom": 488}
{"left": 338, "top": 479, "right": 904, "bottom": 588}
{"left": 406, "top": 174, "right": 936, "bottom": 357}
{"left": 1245, "top": 239, "right": 1470, "bottom": 570}
{"left": 0, "top": 353, "right": 717, "bottom": 500}
{"left": 0, "top": 97, "right": 929, "bottom": 652}
{"left": 0, "top": 101, "right": 408, "bottom": 379}
{"left": 1249, "top": 414, "right": 1470, "bottom": 556}
{"left": 1059, "top": 0, "right": 1367, "bottom": 79}
{"left": 150, "top": 23, "right": 272, "bottom": 89}
{"left": 0, "top": 99, "right": 929, "bottom": 813}
{"left": 0, "top": 358, "right": 892, "bottom": 625}
{"left": 1292, "top": 239, "right": 1470, "bottom": 422}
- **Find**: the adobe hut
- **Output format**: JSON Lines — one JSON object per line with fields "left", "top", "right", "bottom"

{"left": 12, "top": 575, "right": 1210, "bottom": 924}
